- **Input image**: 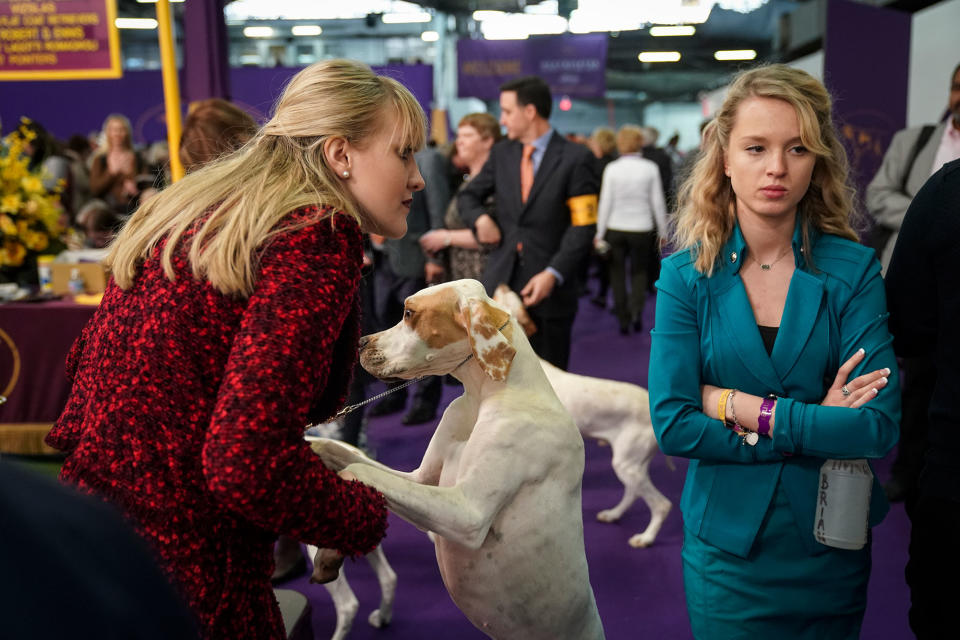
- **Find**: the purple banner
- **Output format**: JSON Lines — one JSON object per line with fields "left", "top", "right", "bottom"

{"left": 824, "top": 0, "right": 910, "bottom": 197}
{"left": 0, "top": 0, "right": 120, "bottom": 80}
{"left": 0, "top": 63, "right": 433, "bottom": 144}
{"left": 458, "top": 33, "right": 607, "bottom": 99}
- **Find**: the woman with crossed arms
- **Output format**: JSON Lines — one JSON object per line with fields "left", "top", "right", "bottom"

{"left": 649, "top": 64, "right": 900, "bottom": 638}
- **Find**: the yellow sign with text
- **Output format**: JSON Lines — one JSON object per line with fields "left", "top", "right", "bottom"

{"left": 0, "top": 0, "right": 121, "bottom": 80}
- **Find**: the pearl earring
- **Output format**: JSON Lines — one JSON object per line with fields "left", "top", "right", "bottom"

{"left": 342, "top": 170, "right": 350, "bottom": 178}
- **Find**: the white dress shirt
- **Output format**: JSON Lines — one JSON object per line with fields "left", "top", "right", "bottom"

{"left": 596, "top": 153, "right": 668, "bottom": 239}
{"left": 930, "top": 119, "right": 960, "bottom": 176}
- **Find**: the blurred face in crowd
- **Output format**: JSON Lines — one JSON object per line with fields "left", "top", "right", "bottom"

{"left": 345, "top": 108, "right": 425, "bottom": 239}
{"left": 949, "top": 67, "right": 960, "bottom": 127}
{"left": 724, "top": 96, "right": 816, "bottom": 224}
{"left": 106, "top": 118, "right": 128, "bottom": 150}
{"left": 455, "top": 124, "right": 494, "bottom": 174}
{"left": 499, "top": 91, "right": 536, "bottom": 142}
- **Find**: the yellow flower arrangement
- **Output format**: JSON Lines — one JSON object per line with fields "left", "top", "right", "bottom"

{"left": 0, "top": 118, "right": 65, "bottom": 275}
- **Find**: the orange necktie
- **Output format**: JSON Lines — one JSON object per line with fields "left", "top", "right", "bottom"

{"left": 520, "top": 144, "right": 535, "bottom": 204}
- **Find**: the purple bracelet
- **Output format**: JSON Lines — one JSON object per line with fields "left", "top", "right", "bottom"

{"left": 758, "top": 394, "right": 776, "bottom": 437}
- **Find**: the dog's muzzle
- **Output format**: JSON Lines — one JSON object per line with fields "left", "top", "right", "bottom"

{"left": 358, "top": 334, "right": 406, "bottom": 383}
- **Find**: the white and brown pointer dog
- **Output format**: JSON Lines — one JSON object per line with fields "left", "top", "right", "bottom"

{"left": 493, "top": 284, "right": 672, "bottom": 548}
{"left": 309, "top": 279, "right": 605, "bottom": 640}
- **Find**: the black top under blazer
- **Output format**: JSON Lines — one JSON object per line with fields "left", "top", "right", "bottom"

{"left": 458, "top": 131, "right": 600, "bottom": 318}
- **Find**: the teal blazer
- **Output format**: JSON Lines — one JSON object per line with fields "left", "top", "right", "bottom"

{"left": 649, "top": 220, "right": 901, "bottom": 558}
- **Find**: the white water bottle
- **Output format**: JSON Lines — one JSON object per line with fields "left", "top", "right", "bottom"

{"left": 67, "top": 268, "right": 85, "bottom": 296}
{"left": 813, "top": 458, "right": 873, "bottom": 550}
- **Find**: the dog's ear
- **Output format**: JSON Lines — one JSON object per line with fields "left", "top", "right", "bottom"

{"left": 461, "top": 298, "right": 516, "bottom": 381}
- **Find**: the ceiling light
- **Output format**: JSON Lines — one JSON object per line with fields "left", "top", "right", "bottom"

{"left": 291, "top": 25, "right": 322, "bottom": 36}
{"left": 638, "top": 51, "right": 682, "bottom": 63}
{"left": 382, "top": 12, "right": 432, "bottom": 24}
{"left": 481, "top": 13, "right": 567, "bottom": 40}
{"left": 243, "top": 26, "right": 275, "bottom": 38}
{"left": 714, "top": 49, "right": 757, "bottom": 60}
{"left": 421, "top": 30, "right": 439, "bottom": 42}
{"left": 115, "top": 18, "right": 158, "bottom": 29}
{"left": 650, "top": 25, "right": 696, "bottom": 36}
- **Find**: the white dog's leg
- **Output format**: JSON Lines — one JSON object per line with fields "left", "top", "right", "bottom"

{"left": 596, "top": 464, "right": 640, "bottom": 523}
{"left": 310, "top": 438, "right": 426, "bottom": 481}
{"left": 365, "top": 546, "right": 396, "bottom": 628}
{"left": 595, "top": 429, "right": 672, "bottom": 548}
{"left": 596, "top": 428, "right": 650, "bottom": 523}
{"left": 344, "top": 463, "right": 507, "bottom": 550}
{"left": 306, "top": 544, "right": 359, "bottom": 640}
{"left": 625, "top": 461, "right": 672, "bottom": 548}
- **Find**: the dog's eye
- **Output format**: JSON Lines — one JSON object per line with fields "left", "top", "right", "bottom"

{"left": 404, "top": 308, "right": 414, "bottom": 320}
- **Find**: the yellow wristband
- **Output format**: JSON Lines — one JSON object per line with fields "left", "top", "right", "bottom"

{"left": 718, "top": 388, "right": 731, "bottom": 424}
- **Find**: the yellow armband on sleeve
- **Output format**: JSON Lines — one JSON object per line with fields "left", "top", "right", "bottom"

{"left": 567, "top": 194, "right": 598, "bottom": 226}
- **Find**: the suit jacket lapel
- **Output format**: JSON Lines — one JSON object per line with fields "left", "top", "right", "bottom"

{"left": 523, "top": 133, "right": 562, "bottom": 212}
{"left": 713, "top": 275, "right": 786, "bottom": 394}
{"left": 771, "top": 268, "right": 824, "bottom": 381}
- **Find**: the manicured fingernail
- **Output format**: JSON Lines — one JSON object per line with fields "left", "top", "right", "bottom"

{"left": 880, "top": 377, "right": 888, "bottom": 385}
{"left": 872, "top": 388, "right": 879, "bottom": 395}
{"left": 858, "top": 348, "right": 865, "bottom": 355}
{"left": 884, "top": 368, "right": 891, "bottom": 376}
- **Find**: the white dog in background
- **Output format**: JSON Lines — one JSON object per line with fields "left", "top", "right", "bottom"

{"left": 493, "top": 284, "right": 672, "bottom": 548}
{"left": 309, "top": 279, "right": 605, "bottom": 640}
{"left": 303, "top": 543, "right": 395, "bottom": 640}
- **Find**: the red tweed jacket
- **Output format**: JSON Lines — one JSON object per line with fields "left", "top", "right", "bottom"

{"left": 46, "top": 207, "right": 387, "bottom": 639}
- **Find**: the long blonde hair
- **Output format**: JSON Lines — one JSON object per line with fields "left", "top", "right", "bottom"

{"left": 672, "top": 64, "right": 859, "bottom": 275}
{"left": 106, "top": 59, "right": 427, "bottom": 296}
{"left": 99, "top": 113, "right": 134, "bottom": 151}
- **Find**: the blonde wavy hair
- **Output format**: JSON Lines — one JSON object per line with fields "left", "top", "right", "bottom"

{"left": 590, "top": 126, "right": 617, "bottom": 157}
{"left": 615, "top": 125, "right": 645, "bottom": 154}
{"left": 106, "top": 59, "right": 427, "bottom": 296}
{"left": 672, "top": 64, "right": 860, "bottom": 275}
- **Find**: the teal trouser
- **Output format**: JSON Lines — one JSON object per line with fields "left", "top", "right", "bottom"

{"left": 682, "top": 482, "right": 871, "bottom": 639}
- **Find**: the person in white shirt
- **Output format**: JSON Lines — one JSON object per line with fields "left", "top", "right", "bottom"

{"left": 595, "top": 125, "right": 668, "bottom": 334}
{"left": 866, "top": 61, "right": 960, "bottom": 274}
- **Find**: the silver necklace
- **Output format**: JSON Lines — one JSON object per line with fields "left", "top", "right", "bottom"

{"left": 749, "top": 245, "right": 792, "bottom": 271}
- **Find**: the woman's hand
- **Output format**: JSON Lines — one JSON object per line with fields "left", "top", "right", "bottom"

{"left": 419, "top": 229, "right": 449, "bottom": 255}
{"left": 474, "top": 214, "right": 502, "bottom": 245}
{"left": 822, "top": 348, "right": 891, "bottom": 408}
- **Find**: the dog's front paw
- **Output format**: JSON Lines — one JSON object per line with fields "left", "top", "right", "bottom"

{"left": 309, "top": 438, "right": 368, "bottom": 471}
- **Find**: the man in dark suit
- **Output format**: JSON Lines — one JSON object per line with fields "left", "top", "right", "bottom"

{"left": 459, "top": 76, "right": 599, "bottom": 370}
{"left": 369, "top": 146, "right": 450, "bottom": 424}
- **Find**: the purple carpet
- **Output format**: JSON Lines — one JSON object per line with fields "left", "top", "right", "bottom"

{"left": 285, "top": 289, "right": 911, "bottom": 640}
